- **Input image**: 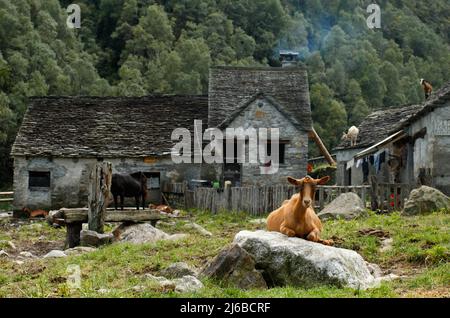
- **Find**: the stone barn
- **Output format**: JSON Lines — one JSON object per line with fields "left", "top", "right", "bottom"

{"left": 334, "top": 81, "right": 450, "bottom": 195}
{"left": 11, "top": 96, "right": 208, "bottom": 210}
{"left": 11, "top": 66, "right": 314, "bottom": 210}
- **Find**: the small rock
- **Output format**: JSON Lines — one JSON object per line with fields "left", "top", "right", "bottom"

{"left": 0, "top": 250, "right": 10, "bottom": 258}
{"left": 145, "top": 274, "right": 176, "bottom": 291}
{"left": 80, "top": 230, "right": 114, "bottom": 247}
{"left": 183, "top": 223, "right": 213, "bottom": 237}
{"left": 160, "top": 262, "right": 198, "bottom": 279}
{"left": 0, "top": 212, "right": 11, "bottom": 219}
{"left": 113, "top": 223, "right": 186, "bottom": 244}
{"left": 97, "top": 288, "right": 110, "bottom": 294}
{"left": 132, "top": 285, "right": 146, "bottom": 292}
{"left": 173, "top": 275, "right": 204, "bottom": 293}
{"left": 43, "top": 250, "right": 67, "bottom": 258}
{"left": 167, "top": 234, "right": 189, "bottom": 241}
{"left": 27, "top": 223, "right": 43, "bottom": 230}
{"left": 380, "top": 238, "right": 394, "bottom": 253}
{"left": 19, "top": 251, "right": 36, "bottom": 258}
{"left": 249, "top": 218, "right": 267, "bottom": 225}
{"left": 15, "top": 260, "right": 25, "bottom": 265}
{"left": 200, "top": 243, "right": 268, "bottom": 290}
{"left": 64, "top": 246, "right": 97, "bottom": 256}
{"left": 366, "top": 262, "right": 383, "bottom": 278}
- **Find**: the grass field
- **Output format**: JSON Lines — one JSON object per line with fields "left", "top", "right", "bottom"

{"left": 0, "top": 209, "right": 448, "bottom": 298}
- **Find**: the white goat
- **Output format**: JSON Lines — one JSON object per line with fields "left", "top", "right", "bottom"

{"left": 342, "top": 126, "right": 359, "bottom": 146}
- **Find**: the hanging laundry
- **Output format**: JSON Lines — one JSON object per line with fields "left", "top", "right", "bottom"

{"left": 362, "top": 159, "right": 369, "bottom": 183}
{"left": 346, "top": 158, "right": 355, "bottom": 170}
{"left": 374, "top": 153, "right": 380, "bottom": 174}
{"left": 356, "top": 159, "right": 363, "bottom": 168}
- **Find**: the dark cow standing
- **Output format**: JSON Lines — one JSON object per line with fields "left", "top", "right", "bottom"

{"left": 111, "top": 172, "right": 147, "bottom": 210}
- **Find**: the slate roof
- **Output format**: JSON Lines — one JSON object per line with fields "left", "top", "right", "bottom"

{"left": 335, "top": 81, "right": 450, "bottom": 151}
{"left": 11, "top": 95, "right": 208, "bottom": 158}
{"left": 335, "top": 104, "right": 423, "bottom": 151}
{"left": 208, "top": 66, "right": 312, "bottom": 131}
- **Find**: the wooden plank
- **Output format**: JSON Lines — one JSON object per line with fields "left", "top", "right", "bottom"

{"left": 0, "top": 192, "right": 13, "bottom": 195}
{"left": 57, "top": 208, "right": 163, "bottom": 223}
{"left": 0, "top": 198, "right": 13, "bottom": 202}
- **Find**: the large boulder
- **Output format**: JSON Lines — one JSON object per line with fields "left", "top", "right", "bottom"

{"left": 200, "top": 243, "right": 267, "bottom": 290}
{"left": 403, "top": 186, "right": 450, "bottom": 215}
{"left": 318, "top": 192, "right": 367, "bottom": 220}
{"left": 234, "top": 230, "right": 378, "bottom": 290}
{"left": 113, "top": 223, "right": 186, "bottom": 244}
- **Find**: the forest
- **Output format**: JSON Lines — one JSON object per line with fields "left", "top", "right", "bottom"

{"left": 0, "top": 0, "right": 449, "bottom": 187}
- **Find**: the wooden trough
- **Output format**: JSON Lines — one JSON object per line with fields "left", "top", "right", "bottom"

{"left": 49, "top": 208, "right": 166, "bottom": 248}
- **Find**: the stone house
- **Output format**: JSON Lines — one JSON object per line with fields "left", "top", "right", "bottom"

{"left": 334, "top": 81, "right": 450, "bottom": 195}
{"left": 11, "top": 66, "right": 313, "bottom": 210}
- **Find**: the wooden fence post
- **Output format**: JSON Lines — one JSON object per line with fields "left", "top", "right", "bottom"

{"left": 88, "top": 161, "right": 112, "bottom": 233}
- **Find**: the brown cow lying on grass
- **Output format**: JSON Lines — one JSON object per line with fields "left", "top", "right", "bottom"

{"left": 267, "top": 175, "right": 334, "bottom": 246}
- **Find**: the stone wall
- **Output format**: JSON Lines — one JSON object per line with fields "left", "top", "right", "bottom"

{"left": 13, "top": 156, "right": 202, "bottom": 210}
{"left": 220, "top": 96, "right": 309, "bottom": 186}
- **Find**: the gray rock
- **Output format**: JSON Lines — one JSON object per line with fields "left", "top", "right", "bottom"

{"left": 113, "top": 223, "right": 185, "bottom": 244}
{"left": 167, "top": 233, "right": 189, "bottom": 241}
{"left": 234, "top": 230, "right": 378, "bottom": 290}
{"left": 145, "top": 274, "right": 204, "bottom": 293}
{"left": 43, "top": 250, "right": 67, "bottom": 258}
{"left": 0, "top": 250, "right": 10, "bottom": 258}
{"left": 64, "top": 246, "right": 97, "bottom": 256}
{"left": 145, "top": 274, "right": 176, "bottom": 291}
{"left": 183, "top": 223, "right": 213, "bottom": 237}
{"left": 403, "top": 186, "right": 450, "bottom": 215}
{"left": 80, "top": 230, "right": 114, "bottom": 247}
{"left": 160, "top": 262, "right": 198, "bottom": 279}
{"left": 249, "top": 218, "right": 267, "bottom": 225}
{"left": 0, "top": 212, "right": 11, "bottom": 219}
{"left": 380, "top": 238, "right": 394, "bottom": 253}
{"left": 366, "top": 262, "right": 383, "bottom": 278}
{"left": 173, "top": 275, "right": 204, "bottom": 293}
{"left": 19, "top": 251, "right": 36, "bottom": 258}
{"left": 200, "top": 243, "right": 268, "bottom": 290}
{"left": 318, "top": 192, "right": 368, "bottom": 220}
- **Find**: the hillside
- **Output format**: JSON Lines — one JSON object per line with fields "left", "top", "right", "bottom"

{"left": 1, "top": 0, "right": 450, "bottom": 185}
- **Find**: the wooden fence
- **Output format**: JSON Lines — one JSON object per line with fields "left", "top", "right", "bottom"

{"left": 162, "top": 182, "right": 413, "bottom": 216}
{"left": 0, "top": 192, "right": 13, "bottom": 203}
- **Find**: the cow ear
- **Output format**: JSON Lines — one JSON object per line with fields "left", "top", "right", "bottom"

{"left": 316, "top": 176, "right": 331, "bottom": 185}
{"left": 287, "top": 177, "right": 301, "bottom": 186}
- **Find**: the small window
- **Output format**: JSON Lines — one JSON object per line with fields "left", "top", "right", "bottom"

{"left": 29, "top": 171, "right": 50, "bottom": 189}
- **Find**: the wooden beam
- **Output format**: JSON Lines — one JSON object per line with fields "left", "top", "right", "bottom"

{"left": 53, "top": 208, "right": 164, "bottom": 224}
{"left": 308, "top": 128, "right": 336, "bottom": 166}
{"left": 88, "top": 162, "right": 112, "bottom": 233}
